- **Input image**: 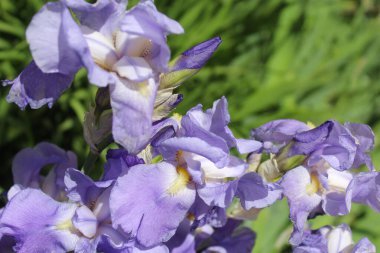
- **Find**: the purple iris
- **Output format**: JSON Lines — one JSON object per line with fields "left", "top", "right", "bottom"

{"left": 293, "top": 224, "right": 376, "bottom": 253}
{"left": 281, "top": 164, "right": 380, "bottom": 245}
{"left": 109, "top": 98, "right": 256, "bottom": 248}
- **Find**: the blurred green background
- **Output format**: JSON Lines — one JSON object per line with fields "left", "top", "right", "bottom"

{"left": 1, "top": 0, "right": 380, "bottom": 252}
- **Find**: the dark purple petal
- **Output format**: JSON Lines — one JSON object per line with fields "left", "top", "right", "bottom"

{"left": 102, "top": 149, "right": 144, "bottom": 181}
{"left": 4, "top": 61, "right": 73, "bottom": 109}
{"left": 199, "top": 219, "right": 256, "bottom": 253}
{"left": 171, "top": 37, "right": 221, "bottom": 71}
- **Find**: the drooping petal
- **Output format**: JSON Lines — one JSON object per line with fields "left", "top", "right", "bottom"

{"left": 0, "top": 189, "right": 78, "bottom": 253}
{"left": 110, "top": 76, "right": 158, "bottom": 154}
{"left": 110, "top": 162, "right": 195, "bottom": 247}
{"left": 3, "top": 61, "right": 73, "bottom": 109}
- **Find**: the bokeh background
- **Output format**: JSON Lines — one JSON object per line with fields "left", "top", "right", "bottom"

{"left": 1, "top": 0, "right": 380, "bottom": 252}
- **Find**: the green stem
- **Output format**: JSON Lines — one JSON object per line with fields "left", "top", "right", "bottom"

{"left": 83, "top": 133, "right": 114, "bottom": 175}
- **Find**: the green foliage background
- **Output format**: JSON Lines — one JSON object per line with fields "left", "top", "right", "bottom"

{"left": 1, "top": 0, "right": 380, "bottom": 252}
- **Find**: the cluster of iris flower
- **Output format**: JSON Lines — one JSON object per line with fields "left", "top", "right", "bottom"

{"left": 0, "top": 0, "right": 378, "bottom": 252}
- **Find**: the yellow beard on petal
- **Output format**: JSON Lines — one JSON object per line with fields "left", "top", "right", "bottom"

{"left": 56, "top": 219, "right": 74, "bottom": 230}
{"left": 167, "top": 166, "right": 191, "bottom": 196}
{"left": 306, "top": 173, "right": 321, "bottom": 195}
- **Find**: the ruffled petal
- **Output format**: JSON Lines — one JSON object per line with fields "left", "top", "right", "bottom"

{"left": 110, "top": 162, "right": 195, "bottom": 247}
{"left": 0, "top": 189, "right": 78, "bottom": 252}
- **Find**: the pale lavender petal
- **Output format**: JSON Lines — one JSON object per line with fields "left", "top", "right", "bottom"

{"left": 3, "top": 61, "right": 73, "bottom": 109}
{"left": 26, "top": 2, "right": 113, "bottom": 87}
{"left": 110, "top": 77, "right": 158, "bottom": 154}
{"left": 0, "top": 189, "right": 78, "bottom": 252}
{"left": 110, "top": 162, "right": 195, "bottom": 247}
{"left": 281, "top": 167, "right": 322, "bottom": 245}
{"left": 159, "top": 137, "right": 228, "bottom": 168}
{"left": 235, "top": 139, "right": 262, "bottom": 154}
{"left": 72, "top": 205, "right": 98, "bottom": 238}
